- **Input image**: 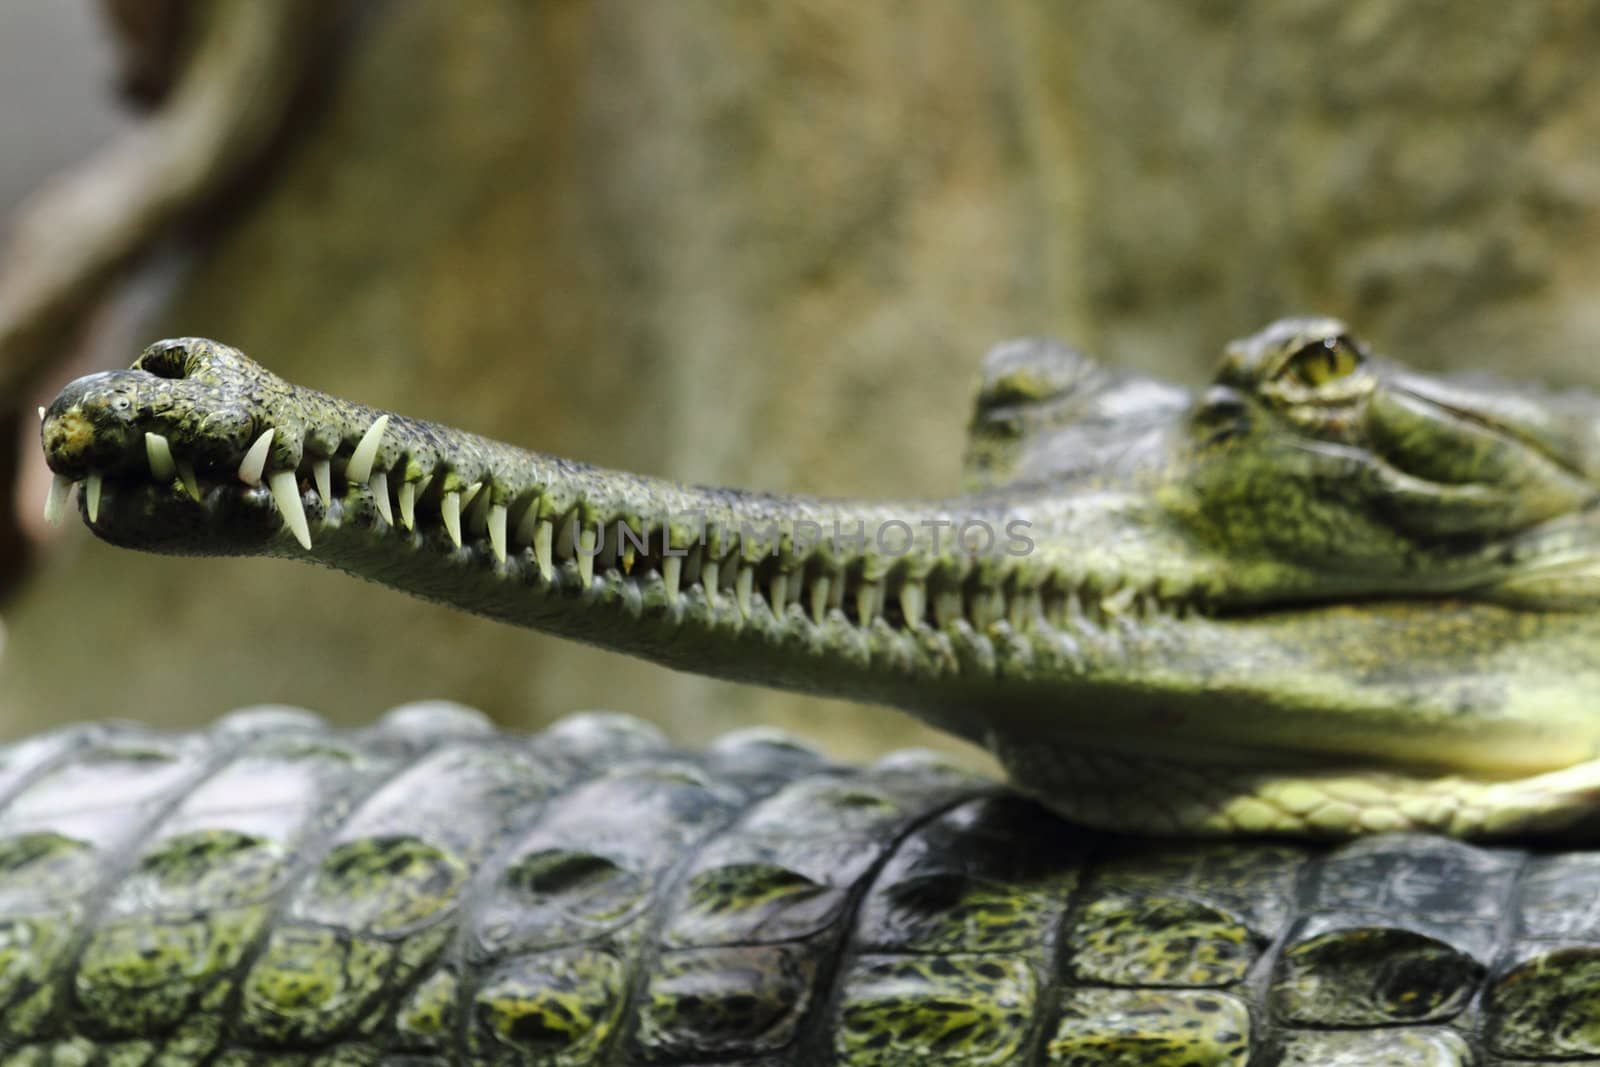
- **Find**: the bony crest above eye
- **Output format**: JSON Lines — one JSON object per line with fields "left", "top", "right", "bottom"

{"left": 1284, "top": 334, "right": 1364, "bottom": 389}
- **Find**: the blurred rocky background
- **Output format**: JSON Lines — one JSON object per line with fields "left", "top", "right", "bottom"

{"left": 2, "top": 1, "right": 1597, "bottom": 761}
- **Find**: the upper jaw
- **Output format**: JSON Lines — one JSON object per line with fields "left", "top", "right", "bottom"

{"left": 42, "top": 356, "right": 264, "bottom": 483}
{"left": 41, "top": 371, "right": 160, "bottom": 480}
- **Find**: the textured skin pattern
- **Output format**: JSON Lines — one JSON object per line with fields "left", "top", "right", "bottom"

{"left": 0, "top": 711, "right": 1597, "bottom": 1065}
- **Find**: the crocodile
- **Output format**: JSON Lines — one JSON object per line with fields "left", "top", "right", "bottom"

{"left": 15, "top": 319, "right": 1600, "bottom": 1064}
{"left": 36, "top": 318, "right": 1600, "bottom": 838}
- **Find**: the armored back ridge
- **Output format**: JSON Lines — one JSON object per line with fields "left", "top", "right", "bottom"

{"left": 0, "top": 708, "right": 1593, "bottom": 1066}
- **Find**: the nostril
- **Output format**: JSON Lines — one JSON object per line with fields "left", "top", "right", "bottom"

{"left": 136, "top": 344, "right": 190, "bottom": 380}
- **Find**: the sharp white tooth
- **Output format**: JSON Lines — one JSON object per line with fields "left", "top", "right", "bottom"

{"left": 578, "top": 527, "right": 597, "bottom": 585}
{"left": 810, "top": 576, "right": 830, "bottom": 624}
{"left": 144, "top": 432, "right": 176, "bottom": 481}
{"left": 663, "top": 555, "right": 682, "bottom": 602}
{"left": 488, "top": 504, "right": 507, "bottom": 563}
{"left": 312, "top": 459, "right": 332, "bottom": 507}
{"left": 37, "top": 406, "right": 45, "bottom": 421}
{"left": 239, "top": 428, "right": 274, "bottom": 486}
{"left": 397, "top": 481, "right": 416, "bottom": 529}
{"left": 701, "top": 559, "right": 720, "bottom": 603}
{"left": 371, "top": 471, "right": 393, "bottom": 525}
{"left": 936, "top": 590, "right": 962, "bottom": 628}
{"left": 345, "top": 415, "right": 389, "bottom": 485}
{"left": 735, "top": 566, "right": 753, "bottom": 617}
{"left": 683, "top": 544, "right": 703, "bottom": 585}
{"left": 514, "top": 498, "right": 541, "bottom": 547}
{"left": 85, "top": 473, "right": 102, "bottom": 523}
{"left": 770, "top": 572, "right": 788, "bottom": 617}
{"left": 441, "top": 491, "right": 462, "bottom": 547}
{"left": 268, "top": 470, "right": 311, "bottom": 550}
{"left": 43, "top": 473, "right": 72, "bottom": 525}
{"left": 1103, "top": 584, "right": 1138, "bottom": 617}
{"left": 174, "top": 457, "right": 200, "bottom": 502}
{"left": 857, "top": 580, "right": 882, "bottom": 623}
{"left": 534, "top": 520, "right": 555, "bottom": 581}
{"left": 901, "top": 580, "right": 926, "bottom": 628}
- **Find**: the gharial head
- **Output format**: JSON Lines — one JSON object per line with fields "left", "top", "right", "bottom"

{"left": 38, "top": 318, "right": 1600, "bottom": 837}
{"left": 1185, "top": 316, "right": 1600, "bottom": 605}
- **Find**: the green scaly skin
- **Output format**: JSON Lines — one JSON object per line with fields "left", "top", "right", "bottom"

{"left": 0, "top": 706, "right": 1593, "bottom": 1066}
{"left": 38, "top": 318, "right": 1600, "bottom": 836}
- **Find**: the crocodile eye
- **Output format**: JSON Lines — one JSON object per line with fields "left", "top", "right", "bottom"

{"left": 1285, "top": 335, "right": 1363, "bottom": 388}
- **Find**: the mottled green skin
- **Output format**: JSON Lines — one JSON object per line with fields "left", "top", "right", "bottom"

{"left": 1, "top": 710, "right": 1598, "bottom": 1065}
{"left": 35, "top": 320, "right": 1600, "bottom": 836}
